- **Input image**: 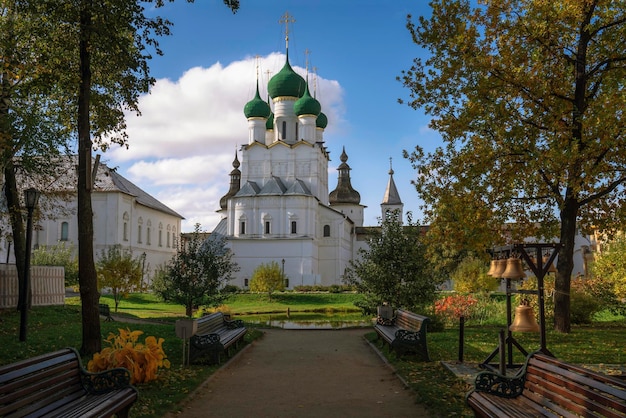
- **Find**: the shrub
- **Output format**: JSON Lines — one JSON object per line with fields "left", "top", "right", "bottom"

{"left": 31, "top": 242, "right": 79, "bottom": 287}
{"left": 249, "top": 261, "right": 286, "bottom": 301}
{"left": 222, "top": 284, "right": 240, "bottom": 294}
{"left": 471, "top": 292, "right": 507, "bottom": 325}
{"left": 434, "top": 293, "right": 478, "bottom": 327}
{"left": 570, "top": 278, "right": 602, "bottom": 324}
{"left": 451, "top": 256, "right": 499, "bottom": 293}
{"left": 88, "top": 328, "right": 170, "bottom": 384}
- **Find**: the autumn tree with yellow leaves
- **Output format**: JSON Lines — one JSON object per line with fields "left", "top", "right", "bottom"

{"left": 400, "top": 0, "right": 626, "bottom": 332}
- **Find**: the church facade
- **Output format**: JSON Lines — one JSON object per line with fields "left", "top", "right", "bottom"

{"left": 212, "top": 47, "right": 402, "bottom": 289}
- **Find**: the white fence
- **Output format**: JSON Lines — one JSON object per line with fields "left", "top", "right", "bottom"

{"left": 0, "top": 265, "right": 65, "bottom": 309}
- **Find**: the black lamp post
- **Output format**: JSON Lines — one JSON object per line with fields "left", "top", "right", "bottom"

{"left": 19, "top": 188, "right": 40, "bottom": 342}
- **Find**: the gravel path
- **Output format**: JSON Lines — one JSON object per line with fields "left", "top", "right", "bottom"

{"left": 166, "top": 328, "right": 430, "bottom": 417}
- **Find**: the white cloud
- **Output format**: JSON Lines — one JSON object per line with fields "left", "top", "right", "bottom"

{"left": 107, "top": 53, "right": 345, "bottom": 232}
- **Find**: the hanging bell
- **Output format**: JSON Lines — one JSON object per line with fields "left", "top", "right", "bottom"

{"left": 509, "top": 300, "right": 540, "bottom": 332}
{"left": 543, "top": 255, "right": 557, "bottom": 273}
{"left": 501, "top": 257, "right": 526, "bottom": 280}
{"left": 487, "top": 260, "right": 497, "bottom": 276}
{"left": 491, "top": 259, "right": 507, "bottom": 278}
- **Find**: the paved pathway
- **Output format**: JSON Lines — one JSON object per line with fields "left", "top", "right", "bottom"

{"left": 167, "top": 329, "right": 430, "bottom": 417}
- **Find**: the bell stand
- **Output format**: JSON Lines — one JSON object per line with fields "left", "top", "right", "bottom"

{"left": 481, "top": 243, "right": 561, "bottom": 374}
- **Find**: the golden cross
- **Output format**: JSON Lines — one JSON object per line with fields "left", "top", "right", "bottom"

{"left": 304, "top": 48, "right": 311, "bottom": 76}
{"left": 312, "top": 66, "right": 318, "bottom": 97}
{"left": 279, "top": 11, "right": 295, "bottom": 48}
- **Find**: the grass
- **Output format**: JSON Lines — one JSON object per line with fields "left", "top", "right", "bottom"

{"left": 2, "top": 293, "right": 625, "bottom": 417}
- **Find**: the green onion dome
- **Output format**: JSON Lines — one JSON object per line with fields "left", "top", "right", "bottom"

{"left": 266, "top": 112, "right": 274, "bottom": 130}
{"left": 316, "top": 112, "right": 328, "bottom": 129}
{"left": 268, "top": 51, "right": 305, "bottom": 99}
{"left": 294, "top": 83, "right": 321, "bottom": 117}
{"left": 244, "top": 83, "right": 271, "bottom": 119}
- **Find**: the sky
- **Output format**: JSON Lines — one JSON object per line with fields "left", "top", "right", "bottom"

{"left": 104, "top": 0, "right": 440, "bottom": 232}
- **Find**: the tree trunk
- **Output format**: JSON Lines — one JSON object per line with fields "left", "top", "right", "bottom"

{"left": 3, "top": 161, "right": 26, "bottom": 309}
{"left": 555, "top": 197, "right": 579, "bottom": 333}
{"left": 77, "top": 0, "right": 101, "bottom": 356}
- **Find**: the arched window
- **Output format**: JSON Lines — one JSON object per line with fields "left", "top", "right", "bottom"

{"left": 61, "top": 222, "right": 69, "bottom": 241}
{"left": 295, "top": 122, "right": 298, "bottom": 140}
{"left": 123, "top": 212, "right": 130, "bottom": 241}
{"left": 323, "top": 225, "right": 331, "bottom": 237}
{"left": 147, "top": 220, "right": 152, "bottom": 245}
{"left": 281, "top": 121, "right": 287, "bottom": 140}
{"left": 291, "top": 221, "right": 297, "bottom": 234}
{"left": 137, "top": 217, "right": 143, "bottom": 244}
{"left": 158, "top": 223, "right": 163, "bottom": 247}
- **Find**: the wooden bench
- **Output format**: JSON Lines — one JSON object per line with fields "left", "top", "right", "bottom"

{"left": 0, "top": 347, "right": 138, "bottom": 418}
{"left": 374, "top": 307, "right": 431, "bottom": 361}
{"left": 467, "top": 351, "right": 626, "bottom": 417}
{"left": 99, "top": 303, "right": 113, "bottom": 321}
{"left": 189, "top": 311, "right": 247, "bottom": 364}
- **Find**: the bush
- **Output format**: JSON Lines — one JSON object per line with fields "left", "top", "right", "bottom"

{"left": 222, "top": 284, "right": 241, "bottom": 294}
{"left": 451, "top": 256, "right": 499, "bottom": 293}
{"left": 570, "top": 279, "right": 602, "bottom": 324}
{"left": 88, "top": 328, "right": 170, "bottom": 384}
{"left": 249, "top": 261, "right": 286, "bottom": 301}
{"left": 31, "top": 242, "right": 79, "bottom": 287}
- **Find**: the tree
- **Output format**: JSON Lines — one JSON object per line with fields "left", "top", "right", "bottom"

{"left": 0, "top": 1, "right": 73, "bottom": 314}
{"left": 40, "top": 0, "right": 238, "bottom": 355}
{"left": 399, "top": 0, "right": 626, "bottom": 332}
{"left": 249, "top": 261, "right": 286, "bottom": 301}
{"left": 153, "top": 224, "right": 238, "bottom": 317}
{"left": 346, "top": 211, "right": 439, "bottom": 313}
{"left": 96, "top": 245, "right": 143, "bottom": 312}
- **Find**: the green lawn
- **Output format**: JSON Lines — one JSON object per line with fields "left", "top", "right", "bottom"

{"left": 2, "top": 293, "right": 625, "bottom": 417}
{"left": 85, "top": 291, "right": 363, "bottom": 321}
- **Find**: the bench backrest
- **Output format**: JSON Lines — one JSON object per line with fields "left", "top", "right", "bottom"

{"left": 525, "top": 352, "right": 626, "bottom": 417}
{"left": 195, "top": 312, "right": 226, "bottom": 336}
{"left": 0, "top": 348, "right": 85, "bottom": 417}
{"left": 395, "top": 309, "right": 429, "bottom": 332}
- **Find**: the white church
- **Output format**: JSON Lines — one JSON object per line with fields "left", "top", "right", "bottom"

{"left": 211, "top": 32, "right": 403, "bottom": 289}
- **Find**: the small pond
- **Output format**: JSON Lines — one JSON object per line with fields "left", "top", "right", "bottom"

{"left": 237, "top": 312, "right": 374, "bottom": 330}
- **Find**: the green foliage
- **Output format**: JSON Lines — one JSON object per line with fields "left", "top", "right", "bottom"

{"left": 451, "top": 256, "right": 499, "bottom": 293}
{"left": 346, "top": 211, "right": 440, "bottom": 313}
{"left": 152, "top": 224, "right": 239, "bottom": 317}
{"left": 588, "top": 237, "right": 626, "bottom": 315}
{"left": 400, "top": 0, "right": 626, "bottom": 333}
{"left": 96, "top": 245, "right": 143, "bottom": 312}
{"left": 249, "top": 261, "right": 286, "bottom": 301}
{"left": 31, "top": 242, "right": 79, "bottom": 287}
{"left": 293, "top": 284, "right": 355, "bottom": 292}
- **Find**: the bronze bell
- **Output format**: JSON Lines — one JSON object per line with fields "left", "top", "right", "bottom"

{"left": 543, "top": 255, "right": 557, "bottom": 273}
{"left": 491, "top": 259, "right": 507, "bottom": 278}
{"left": 509, "top": 300, "right": 540, "bottom": 333}
{"left": 501, "top": 257, "right": 526, "bottom": 280}
{"left": 487, "top": 260, "right": 497, "bottom": 276}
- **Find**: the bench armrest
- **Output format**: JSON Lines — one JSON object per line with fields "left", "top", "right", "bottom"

{"left": 225, "top": 319, "right": 245, "bottom": 329}
{"left": 473, "top": 370, "right": 526, "bottom": 398}
{"left": 80, "top": 367, "right": 133, "bottom": 395}
{"left": 191, "top": 333, "right": 221, "bottom": 349}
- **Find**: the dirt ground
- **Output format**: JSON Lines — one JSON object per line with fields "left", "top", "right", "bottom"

{"left": 165, "top": 328, "right": 430, "bottom": 417}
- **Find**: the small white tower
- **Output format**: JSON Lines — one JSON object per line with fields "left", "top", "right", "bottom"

{"left": 381, "top": 158, "right": 403, "bottom": 223}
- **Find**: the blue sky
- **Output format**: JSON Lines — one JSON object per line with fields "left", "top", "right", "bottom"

{"left": 106, "top": 0, "right": 440, "bottom": 232}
